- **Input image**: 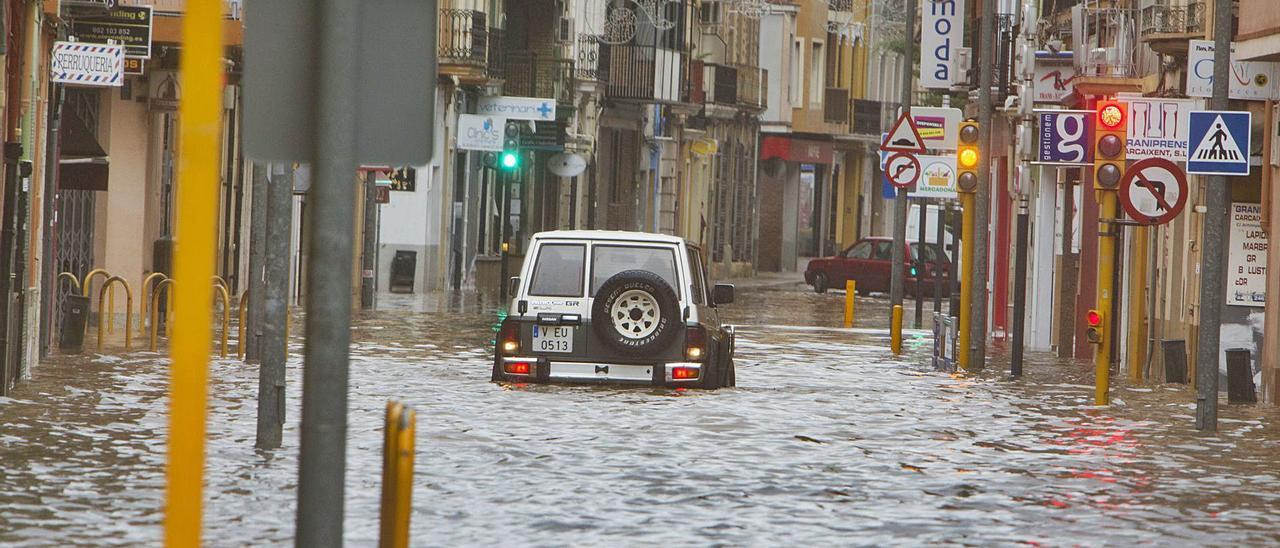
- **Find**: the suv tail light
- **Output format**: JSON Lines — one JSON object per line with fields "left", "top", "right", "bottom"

{"left": 503, "top": 360, "right": 534, "bottom": 376}
{"left": 498, "top": 320, "right": 520, "bottom": 356}
{"left": 671, "top": 366, "right": 700, "bottom": 380}
{"left": 685, "top": 325, "right": 707, "bottom": 361}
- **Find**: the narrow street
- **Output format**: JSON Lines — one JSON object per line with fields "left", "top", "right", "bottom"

{"left": 2, "top": 283, "right": 1277, "bottom": 545}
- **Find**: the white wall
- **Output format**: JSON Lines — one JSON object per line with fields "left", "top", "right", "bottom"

{"left": 760, "top": 10, "right": 792, "bottom": 127}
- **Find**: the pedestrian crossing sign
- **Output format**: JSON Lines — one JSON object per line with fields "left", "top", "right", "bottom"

{"left": 1185, "top": 111, "right": 1252, "bottom": 176}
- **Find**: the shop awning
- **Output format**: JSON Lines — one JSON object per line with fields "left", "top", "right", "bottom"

{"left": 760, "top": 135, "right": 833, "bottom": 164}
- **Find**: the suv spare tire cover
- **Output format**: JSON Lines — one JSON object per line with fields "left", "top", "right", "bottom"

{"left": 592, "top": 269, "right": 680, "bottom": 356}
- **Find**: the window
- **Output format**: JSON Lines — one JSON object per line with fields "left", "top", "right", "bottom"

{"left": 528, "top": 244, "right": 586, "bottom": 297}
{"left": 591, "top": 245, "right": 679, "bottom": 296}
{"left": 790, "top": 38, "right": 803, "bottom": 105}
{"left": 810, "top": 40, "right": 825, "bottom": 108}
{"left": 912, "top": 243, "right": 946, "bottom": 264}
{"left": 687, "top": 246, "right": 707, "bottom": 305}
{"left": 873, "top": 241, "right": 893, "bottom": 260}
{"left": 845, "top": 242, "right": 871, "bottom": 259}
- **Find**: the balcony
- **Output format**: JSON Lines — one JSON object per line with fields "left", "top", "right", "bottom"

{"left": 705, "top": 63, "right": 739, "bottom": 106}
{"left": 828, "top": 0, "right": 854, "bottom": 12}
{"left": 851, "top": 99, "right": 881, "bottom": 136}
{"left": 966, "top": 14, "right": 1017, "bottom": 100}
{"left": 1140, "top": 2, "right": 1206, "bottom": 56}
{"left": 576, "top": 34, "right": 607, "bottom": 81}
{"left": 1071, "top": 6, "right": 1145, "bottom": 95}
{"left": 504, "top": 52, "right": 575, "bottom": 105}
{"left": 736, "top": 65, "right": 767, "bottom": 110}
{"left": 440, "top": 10, "right": 487, "bottom": 66}
{"left": 824, "top": 88, "right": 849, "bottom": 124}
{"left": 603, "top": 43, "right": 686, "bottom": 104}
{"left": 488, "top": 28, "right": 506, "bottom": 80}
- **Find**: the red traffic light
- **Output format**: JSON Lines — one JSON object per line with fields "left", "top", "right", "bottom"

{"left": 1086, "top": 309, "right": 1103, "bottom": 327}
{"left": 1097, "top": 102, "right": 1125, "bottom": 130}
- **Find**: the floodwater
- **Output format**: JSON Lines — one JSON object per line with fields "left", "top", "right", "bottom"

{"left": 1, "top": 282, "right": 1278, "bottom": 546}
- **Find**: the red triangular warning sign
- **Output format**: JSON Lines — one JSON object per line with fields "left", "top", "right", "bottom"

{"left": 880, "top": 112, "right": 927, "bottom": 154}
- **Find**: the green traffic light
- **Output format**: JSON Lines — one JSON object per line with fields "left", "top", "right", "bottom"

{"left": 501, "top": 152, "right": 519, "bottom": 169}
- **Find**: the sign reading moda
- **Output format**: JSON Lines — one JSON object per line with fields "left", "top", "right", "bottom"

{"left": 51, "top": 41, "right": 124, "bottom": 87}
{"left": 920, "top": 0, "right": 965, "bottom": 89}
{"left": 477, "top": 96, "right": 557, "bottom": 122}
{"left": 1227, "top": 202, "right": 1267, "bottom": 307}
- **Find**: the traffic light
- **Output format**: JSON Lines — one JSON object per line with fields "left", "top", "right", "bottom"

{"left": 500, "top": 121, "right": 521, "bottom": 171}
{"left": 1093, "top": 100, "right": 1126, "bottom": 190}
{"left": 1085, "top": 309, "right": 1104, "bottom": 344}
{"left": 956, "top": 119, "right": 980, "bottom": 193}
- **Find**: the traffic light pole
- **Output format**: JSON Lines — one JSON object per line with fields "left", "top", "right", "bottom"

{"left": 1195, "top": 0, "right": 1233, "bottom": 431}
{"left": 957, "top": 191, "right": 975, "bottom": 372}
{"left": 1011, "top": 197, "right": 1029, "bottom": 378}
{"left": 970, "top": 0, "right": 997, "bottom": 371}
{"left": 888, "top": 0, "right": 916, "bottom": 324}
{"left": 1095, "top": 190, "right": 1117, "bottom": 405}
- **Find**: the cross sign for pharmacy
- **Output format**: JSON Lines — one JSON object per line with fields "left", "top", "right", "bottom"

{"left": 1119, "top": 158, "right": 1188, "bottom": 225}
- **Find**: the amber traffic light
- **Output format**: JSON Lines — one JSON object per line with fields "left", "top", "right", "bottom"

{"left": 956, "top": 119, "right": 980, "bottom": 193}
{"left": 1093, "top": 101, "right": 1127, "bottom": 190}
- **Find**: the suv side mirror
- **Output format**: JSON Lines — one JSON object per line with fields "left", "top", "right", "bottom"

{"left": 712, "top": 284, "right": 735, "bottom": 305}
{"left": 508, "top": 277, "right": 520, "bottom": 296}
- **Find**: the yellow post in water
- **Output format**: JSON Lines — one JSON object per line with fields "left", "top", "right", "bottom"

{"left": 163, "top": 0, "right": 223, "bottom": 543}
{"left": 1095, "top": 191, "right": 1117, "bottom": 405}
{"left": 891, "top": 305, "right": 904, "bottom": 355}
{"left": 843, "top": 280, "right": 856, "bottom": 328}
{"left": 957, "top": 192, "right": 975, "bottom": 371}
{"left": 379, "top": 402, "right": 416, "bottom": 548}
{"left": 1127, "top": 226, "right": 1148, "bottom": 384}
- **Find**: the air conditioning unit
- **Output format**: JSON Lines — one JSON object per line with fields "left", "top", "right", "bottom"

{"left": 955, "top": 47, "right": 973, "bottom": 87}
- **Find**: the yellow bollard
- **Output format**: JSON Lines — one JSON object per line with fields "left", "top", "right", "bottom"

{"left": 379, "top": 401, "right": 416, "bottom": 548}
{"left": 237, "top": 290, "right": 249, "bottom": 359}
{"left": 164, "top": 0, "right": 222, "bottom": 540}
{"left": 891, "top": 305, "right": 904, "bottom": 355}
{"left": 82, "top": 268, "right": 111, "bottom": 338}
{"left": 96, "top": 276, "right": 134, "bottom": 352}
{"left": 213, "top": 283, "right": 230, "bottom": 358}
{"left": 843, "top": 280, "right": 856, "bottom": 328}
{"left": 150, "top": 279, "right": 176, "bottom": 352}
{"left": 58, "top": 272, "right": 81, "bottom": 292}
{"left": 140, "top": 272, "right": 168, "bottom": 335}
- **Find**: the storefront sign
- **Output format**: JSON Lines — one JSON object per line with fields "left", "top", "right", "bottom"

{"left": 457, "top": 114, "right": 504, "bottom": 151}
{"left": 920, "top": 0, "right": 965, "bottom": 89}
{"left": 72, "top": 6, "right": 153, "bottom": 59}
{"left": 899, "top": 106, "right": 963, "bottom": 151}
{"left": 477, "top": 96, "right": 557, "bottom": 122}
{"left": 912, "top": 155, "right": 958, "bottom": 199}
{"left": 1032, "top": 52, "right": 1075, "bottom": 103}
{"left": 761, "top": 136, "right": 833, "bottom": 164}
{"left": 1227, "top": 203, "right": 1267, "bottom": 307}
{"left": 1187, "top": 40, "right": 1280, "bottom": 101}
{"left": 51, "top": 42, "right": 124, "bottom": 87}
{"left": 1035, "top": 110, "right": 1092, "bottom": 165}
{"left": 1119, "top": 95, "right": 1200, "bottom": 162}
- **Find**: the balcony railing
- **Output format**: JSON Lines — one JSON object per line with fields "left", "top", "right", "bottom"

{"left": 828, "top": 0, "right": 854, "bottom": 12}
{"left": 1072, "top": 6, "right": 1141, "bottom": 79}
{"left": 824, "top": 87, "right": 849, "bottom": 124}
{"left": 504, "top": 52, "right": 575, "bottom": 105}
{"left": 488, "top": 28, "right": 506, "bottom": 80}
{"left": 705, "top": 63, "right": 739, "bottom": 105}
{"left": 577, "top": 34, "right": 607, "bottom": 81}
{"left": 966, "top": 14, "right": 1017, "bottom": 98}
{"left": 1140, "top": 2, "right": 1206, "bottom": 37}
{"left": 439, "top": 9, "right": 488, "bottom": 65}
{"left": 736, "top": 64, "right": 766, "bottom": 110}
{"left": 851, "top": 99, "right": 881, "bottom": 136}
{"left": 603, "top": 43, "right": 686, "bottom": 104}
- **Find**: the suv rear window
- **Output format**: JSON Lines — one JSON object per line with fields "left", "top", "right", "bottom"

{"left": 591, "top": 245, "right": 678, "bottom": 296}
{"left": 528, "top": 243, "right": 586, "bottom": 297}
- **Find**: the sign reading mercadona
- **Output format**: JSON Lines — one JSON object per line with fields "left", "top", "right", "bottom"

{"left": 51, "top": 42, "right": 124, "bottom": 87}
{"left": 477, "top": 96, "right": 557, "bottom": 122}
{"left": 920, "top": 0, "right": 965, "bottom": 89}
{"left": 457, "top": 114, "right": 504, "bottom": 152}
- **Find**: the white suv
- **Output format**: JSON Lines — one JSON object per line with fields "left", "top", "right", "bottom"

{"left": 492, "top": 230, "right": 737, "bottom": 388}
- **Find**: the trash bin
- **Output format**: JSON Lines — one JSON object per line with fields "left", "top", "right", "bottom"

{"left": 60, "top": 295, "right": 91, "bottom": 354}
{"left": 390, "top": 250, "right": 417, "bottom": 293}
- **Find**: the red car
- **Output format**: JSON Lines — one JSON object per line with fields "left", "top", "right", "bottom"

{"left": 804, "top": 237, "right": 955, "bottom": 297}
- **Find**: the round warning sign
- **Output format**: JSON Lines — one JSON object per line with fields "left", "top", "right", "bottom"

{"left": 1119, "top": 158, "right": 1188, "bottom": 226}
{"left": 885, "top": 153, "right": 921, "bottom": 188}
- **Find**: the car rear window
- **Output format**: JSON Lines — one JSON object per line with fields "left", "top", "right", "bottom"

{"left": 591, "top": 245, "right": 678, "bottom": 296}
{"left": 528, "top": 243, "right": 586, "bottom": 297}
{"left": 911, "top": 243, "right": 941, "bottom": 263}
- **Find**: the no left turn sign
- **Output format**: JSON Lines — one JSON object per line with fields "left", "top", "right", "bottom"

{"left": 1119, "top": 158, "right": 1188, "bottom": 226}
{"left": 885, "top": 153, "right": 921, "bottom": 188}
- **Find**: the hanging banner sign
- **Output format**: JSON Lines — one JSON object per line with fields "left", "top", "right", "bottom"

{"left": 1186, "top": 40, "right": 1280, "bottom": 101}
{"left": 920, "top": 0, "right": 965, "bottom": 89}
{"left": 1034, "top": 110, "right": 1093, "bottom": 165}
{"left": 1119, "top": 95, "right": 1200, "bottom": 162}
{"left": 1227, "top": 203, "right": 1267, "bottom": 307}
{"left": 51, "top": 42, "right": 125, "bottom": 87}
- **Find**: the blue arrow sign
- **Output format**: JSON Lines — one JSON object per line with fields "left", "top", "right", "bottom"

{"left": 1186, "top": 110, "right": 1252, "bottom": 176}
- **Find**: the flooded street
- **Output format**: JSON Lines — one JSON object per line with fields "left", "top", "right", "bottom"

{"left": 1, "top": 282, "right": 1279, "bottom": 545}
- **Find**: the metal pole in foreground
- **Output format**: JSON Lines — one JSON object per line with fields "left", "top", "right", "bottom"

{"left": 889, "top": 0, "right": 916, "bottom": 324}
{"left": 296, "top": 0, "right": 359, "bottom": 543}
{"left": 1195, "top": 0, "right": 1233, "bottom": 432}
{"left": 969, "top": 0, "right": 997, "bottom": 372}
{"left": 163, "top": 0, "right": 222, "bottom": 541}
{"left": 257, "top": 164, "right": 292, "bottom": 450}
{"left": 361, "top": 171, "right": 377, "bottom": 310}
{"left": 499, "top": 172, "right": 511, "bottom": 302}
{"left": 1011, "top": 197, "right": 1029, "bottom": 377}
{"left": 915, "top": 200, "right": 927, "bottom": 328}
{"left": 934, "top": 205, "right": 945, "bottom": 315}
{"left": 246, "top": 163, "right": 268, "bottom": 362}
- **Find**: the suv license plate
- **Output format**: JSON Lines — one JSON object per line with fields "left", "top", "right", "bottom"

{"left": 533, "top": 325, "right": 574, "bottom": 353}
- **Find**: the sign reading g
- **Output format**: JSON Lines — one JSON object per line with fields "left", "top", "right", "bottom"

{"left": 1035, "top": 110, "right": 1094, "bottom": 166}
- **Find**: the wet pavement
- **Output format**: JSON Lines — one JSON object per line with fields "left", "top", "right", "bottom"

{"left": 1, "top": 284, "right": 1279, "bottom": 545}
